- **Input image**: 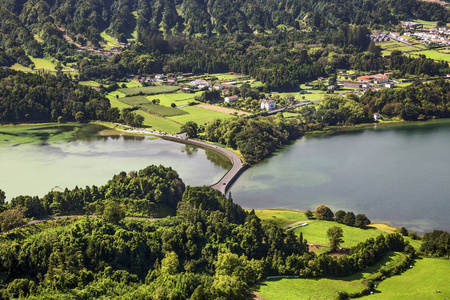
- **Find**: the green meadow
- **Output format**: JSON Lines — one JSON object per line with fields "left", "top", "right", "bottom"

{"left": 100, "top": 31, "right": 120, "bottom": 50}
{"left": 168, "top": 106, "right": 235, "bottom": 125}
{"left": 370, "top": 258, "right": 450, "bottom": 299}
{"left": 29, "top": 57, "right": 57, "bottom": 70}
{"left": 253, "top": 209, "right": 308, "bottom": 228}
{"left": 118, "top": 85, "right": 180, "bottom": 96}
{"left": 410, "top": 50, "right": 450, "bottom": 62}
{"left": 254, "top": 252, "right": 409, "bottom": 300}
{"left": 134, "top": 111, "right": 181, "bottom": 133}
{"left": 146, "top": 91, "right": 203, "bottom": 107}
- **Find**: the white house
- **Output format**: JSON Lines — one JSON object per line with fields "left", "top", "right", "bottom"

{"left": 261, "top": 100, "right": 276, "bottom": 110}
{"left": 224, "top": 95, "right": 239, "bottom": 103}
{"left": 373, "top": 113, "right": 381, "bottom": 120}
{"left": 385, "top": 83, "right": 394, "bottom": 88}
{"left": 213, "top": 83, "right": 223, "bottom": 90}
{"left": 155, "top": 73, "right": 165, "bottom": 79}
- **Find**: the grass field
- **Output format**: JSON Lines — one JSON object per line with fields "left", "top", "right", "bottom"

{"left": 197, "top": 103, "right": 249, "bottom": 116}
{"left": 118, "top": 85, "right": 180, "bottom": 96}
{"left": 10, "top": 63, "right": 31, "bottom": 71}
{"left": 134, "top": 110, "right": 181, "bottom": 133}
{"left": 146, "top": 91, "right": 203, "bottom": 107}
{"left": 168, "top": 106, "right": 235, "bottom": 125}
{"left": 100, "top": 31, "right": 120, "bottom": 50}
{"left": 253, "top": 209, "right": 309, "bottom": 228}
{"left": 254, "top": 252, "right": 409, "bottom": 300}
{"left": 118, "top": 96, "right": 187, "bottom": 117}
{"left": 79, "top": 81, "right": 101, "bottom": 87}
{"left": 30, "top": 57, "right": 57, "bottom": 70}
{"left": 409, "top": 49, "right": 450, "bottom": 62}
{"left": 370, "top": 258, "right": 450, "bottom": 299}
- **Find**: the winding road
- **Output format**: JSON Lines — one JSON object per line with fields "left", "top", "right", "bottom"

{"left": 161, "top": 135, "right": 248, "bottom": 194}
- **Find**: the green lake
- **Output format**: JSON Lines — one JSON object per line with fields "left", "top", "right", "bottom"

{"left": 1, "top": 121, "right": 450, "bottom": 233}
{"left": 231, "top": 120, "right": 450, "bottom": 233}
{"left": 0, "top": 124, "right": 231, "bottom": 200}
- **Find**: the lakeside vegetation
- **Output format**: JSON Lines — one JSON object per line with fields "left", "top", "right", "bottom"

{"left": 1, "top": 0, "right": 450, "bottom": 298}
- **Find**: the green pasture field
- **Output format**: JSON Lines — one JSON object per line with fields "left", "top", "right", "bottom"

{"left": 409, "top": 50, "right": 450, "bottom": 62}
{"left": 117, "top": 96, "right": 150, "bottom": 106}
{"left": 108, "top": 97, "right": 130, "bottom": 110}
{"left": 254, "top": 252, "right": 408, "bottom": 300}
{"left": 168, "top": 106, "right": 235, "bottom": 125}
{"left": 118, "top": 85, "right": 180, "bottom": 96}
{"left": 118, "top": 96, "right": 187, "bottom": 117}
{"left": 139, "top": 103, "right": 187, "bottom": 117}
{"left": 122, "top": 81, "right": 142, "bottom": 88}
{"left": 10, "top": 63, "right": 31, "bottom": 71}
{"left": 79, "top": 81, "right": 101, "bottom": 87}
{"left": 146, "top": 91, "right": 203, "bottom": 107}
{"left": 100, "top": 31, "right": 120, "bottom": 50}
{"left": 252, "top": 209, "right": 308, "bottom": 228}
{"left": 292, "top": 220, "right": 392, "bottom": 248}
{"left": 30, "top": 57, "right": 57, "bottom": 70}
{"left": 395, "top": 82, "right": 413, "bottom": 88}
{"left": 134, "top": 110, "right": 181, "bottom": 133}
{"left": 370, "top": 258, "right": 450, "bottom": 299}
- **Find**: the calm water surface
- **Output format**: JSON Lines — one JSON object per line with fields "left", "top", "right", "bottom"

{"left": 2, "top": 122, "right": 450, "bottom": 233}
{"left": 0, "top": 124, "right": 230, "bottom": 199}
{"left": 231, "top": 120, "right": 450, "bottom": 233}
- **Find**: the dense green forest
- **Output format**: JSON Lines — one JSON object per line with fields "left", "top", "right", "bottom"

{"left": 0, "top": 69, "right": 112, "bottom": 123}
{"left": 6, "top": 165, "right": 185, "bottom": 218}
{"left": 1, "top": 0, "right": 449, "bottom": 90}
{"left": 0, "top": 166, "right": 417, "bottom": 299}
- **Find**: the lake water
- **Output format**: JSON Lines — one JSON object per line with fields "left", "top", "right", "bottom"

{"left": 231, "top": 120, "right": 450, "bottom": 233}
{"left": 1, "top": 121, "right": 449, "bottom": 233}
{"left": 0, "top": 124, "right": 231, "bottom": 199}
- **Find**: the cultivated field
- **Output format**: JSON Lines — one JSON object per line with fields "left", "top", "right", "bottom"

{"left": 118, "top": 96, "right": 187, "bottom": 117}
{"left": 146, "top": 91, "right": 203, "bottom": 107}
{"left": 118, "top": 85, "right": 180, "bottom": 96}
{"left": 410, "top": 49, "right": 450, "bottom": 62}
{"left": 168, "top": 106, "right": 236, "bottom": 125}
{"left": 196, "top": 103, "right": 250, "bottom": 116}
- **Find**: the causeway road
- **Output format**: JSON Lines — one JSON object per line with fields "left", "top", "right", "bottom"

{"left": 161, "top": 134, "right": 248, "bottom": 194}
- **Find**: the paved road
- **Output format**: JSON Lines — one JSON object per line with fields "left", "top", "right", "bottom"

{"left": 161, "top": 135, "right": 247, "bottom": 194}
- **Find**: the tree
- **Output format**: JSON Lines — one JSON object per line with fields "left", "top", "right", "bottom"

{"left": 343, "top": 211, "right": 355, "bottom": 226}
{"left": 180, "top": 121, "right": 198, "bottom": 138}
{"left": 0, "top": 206, "right": 26, "bottom": 232}
{"left": 327, "top": 226, "right": 344, "bottom": 251}
{"left": 103, "top": 201, "right": 125, "bottom": 224}
{"left": 305, "top": 210, "right": 314, "bottom": 219}
{"left": 335, "top": 210, "right": 346, "bottom": 223}
{"left": 161, "top": 251, "right": 179, "bottom": 275}
{"left": 314, "top": 204, "right": 334, "bottom": 220}
{"left": 0, "top": 189, "right": 5, "bottom": 205}
{"left": 171, "top": 103, "right": 176, "bottom": 108}
{"left": 354, "top": 214, "right": 371, "bottom": 228}
{"left": 75, "top": 111, "right": 85, "bottom": 123}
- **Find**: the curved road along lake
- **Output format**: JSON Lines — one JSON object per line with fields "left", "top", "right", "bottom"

{"left": 230, "top": 120, "right": 450, "bottom": 234}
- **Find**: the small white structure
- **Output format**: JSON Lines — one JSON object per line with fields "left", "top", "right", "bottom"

{"left": 385, "top": 83, "right": 394, "bottom": 88}
{"left": 213, "top": 83, "right": 223, "bottom": 90}
{"left": 155, "top": 73, "right": 165, "bottom": 79}
{"left": 373, "top": 113, "right": 381, "bottom": 120}
{"left": 224, "top": 95, "right": 239, "bottom": 103}
{"left": 261, "top": 100, "right": 276, "bottom": 110}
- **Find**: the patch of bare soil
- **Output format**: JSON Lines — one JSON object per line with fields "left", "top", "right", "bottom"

{"left": 330, "top": 248, "right": 351, "bottom": 258}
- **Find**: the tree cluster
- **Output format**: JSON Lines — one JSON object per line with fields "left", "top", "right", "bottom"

{"left": 0, "top": 69, "right": 113, "bottom": 124}
{"left": 203, "top": 116, "right": 303, "bottom": 164}
{"left": 6, "top": 165, "right": 185, "bottom": 218}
